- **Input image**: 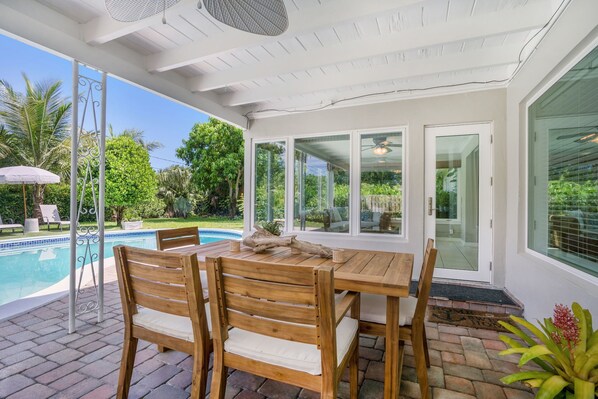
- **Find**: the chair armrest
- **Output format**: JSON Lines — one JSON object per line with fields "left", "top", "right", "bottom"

{"left": 336, "top": 292, "right": 360, "bottom": 326}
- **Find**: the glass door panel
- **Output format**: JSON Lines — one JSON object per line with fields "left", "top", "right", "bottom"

{"left": 425, "top": 124, "right": 492, "bottom": 282}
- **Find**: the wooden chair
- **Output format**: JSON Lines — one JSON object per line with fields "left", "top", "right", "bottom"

{"left": 113, "top": 245, "right": 212, "bottom": 399}
{"left": 156, "top": 227, "right": 200, "bottom": 251}
{"left": 206, "top": 257, "right": 360, "bottom": 399}
{"left": 359, "top": 239, "right": 437, "bottom": 399}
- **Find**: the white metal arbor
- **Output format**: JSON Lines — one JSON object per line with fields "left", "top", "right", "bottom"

{"left": 68, "top": 61, "right": 106, "bottom": 333}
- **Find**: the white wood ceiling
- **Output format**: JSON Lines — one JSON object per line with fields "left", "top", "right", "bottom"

{"left": 31, "top": 0, "right": 560, "bottom": 120}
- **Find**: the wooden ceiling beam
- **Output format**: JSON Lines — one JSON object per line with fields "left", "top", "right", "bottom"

{"left": 83, "top": 0, "right": 198, "bottom": 45}
{"left": 145, "top": 0, "right": 424, "bottom": 73}
{"left": 191, "top": 1, "right": 549, "bottom": 92}
{"left": 221, "top": 44, "right": 521, "bottom": 106}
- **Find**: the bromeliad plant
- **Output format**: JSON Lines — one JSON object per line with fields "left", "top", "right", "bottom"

{"left": 498, "top": 303, "right": 598, "bottom": 398}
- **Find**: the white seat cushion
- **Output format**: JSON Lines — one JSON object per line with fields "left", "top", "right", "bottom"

{"left": 200, "top": 270, "right": 209, "bottom": 298}
{"left": 132, "top": 302, "right": 212, "bottom": 342}
{"left": 224, "top": 317, "right": 358, "bottom": 376}
{"left": 359, "top": 294, "right": 418, "bottom": 326}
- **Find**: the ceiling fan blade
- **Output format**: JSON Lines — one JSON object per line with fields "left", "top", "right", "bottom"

{"left": 105, "top": 0, "right": 182, "bottom": 22}
{"left": 203, "top": 0, "right": 288, "bottom": 36}
{"left": 557, "top": 126, "right": 598, "bottom": 140}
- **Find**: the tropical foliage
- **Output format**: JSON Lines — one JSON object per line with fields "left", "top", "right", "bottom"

{"left": 499, "top": 302, "right": 598, "bottom": 398}
{"left": 157, "top": 166, "right": 196, "bottom": 217}
{"left": 177, "top": 117, "right": 244, "bottom": 218}
{"left": 0, "top": 75, "right": 71, "bottom": 218}
{"left": 105, "top": 135, "right": 157, "bottom": 225}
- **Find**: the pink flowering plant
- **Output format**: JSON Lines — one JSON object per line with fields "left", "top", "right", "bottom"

{"left": 498, "top": 302, "right": 598, "bottom": 398}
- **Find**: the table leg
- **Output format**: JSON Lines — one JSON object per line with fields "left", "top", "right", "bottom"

{"left": 384, "top": 296, "right": 400, "bottom": 399}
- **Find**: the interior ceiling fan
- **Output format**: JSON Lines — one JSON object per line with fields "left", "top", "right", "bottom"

{"left": 362, "top": 137, "right": 402, "bottom": 155}
{"left": 556, "top": 126, "right": 598, "bottom": 144}
{"left": 105, "top": 0, "right": 289, "bottom": 36}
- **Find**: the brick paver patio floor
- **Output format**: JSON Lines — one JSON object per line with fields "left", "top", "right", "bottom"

{"left": 0, "top": 275, "right": 536, "bottom": 399}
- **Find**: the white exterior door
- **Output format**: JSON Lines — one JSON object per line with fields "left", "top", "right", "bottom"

{"left": 425, "top": 123, "right": 493, "bottom": 283}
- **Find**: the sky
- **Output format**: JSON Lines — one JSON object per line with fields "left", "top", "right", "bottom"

{"left": 0, "top": 33, "right": 208, "bottom": 170}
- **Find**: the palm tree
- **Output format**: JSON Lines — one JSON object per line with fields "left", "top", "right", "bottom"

{"left": 157, "top": 166, "right": 195, "bottom": 217}
{"left": 0, "top": 75, "right": 71, "bottom": 219}
{"left": 108, "top": 125, "right": 163, "bottom": 152}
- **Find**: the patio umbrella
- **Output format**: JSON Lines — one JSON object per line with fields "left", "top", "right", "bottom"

{"left": 0, "top": 166, "right": 61, "bottom": 219}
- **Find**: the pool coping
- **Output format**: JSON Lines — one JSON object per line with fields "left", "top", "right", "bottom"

{"left": 0, "top": 228, "right": 243, "bottom": 322}
{"left": 0, "top": 227, "right": 243, "bottom": 251}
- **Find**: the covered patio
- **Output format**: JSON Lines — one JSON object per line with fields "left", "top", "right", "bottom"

{"left": 0, "top": 0, "right": 597, "bottom": 398}
{"left": 0, "top": 274, "right": 535, "bottom": 399}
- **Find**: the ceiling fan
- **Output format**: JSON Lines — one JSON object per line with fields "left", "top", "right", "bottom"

{"left": 362, "top": 137, "right": 402, "bottom": 155}
{"left": 105, "top": 0, "right": 289, "bottom": 36}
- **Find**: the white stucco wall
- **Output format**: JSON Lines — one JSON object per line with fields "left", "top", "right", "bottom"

{"left": 245, "top": 89, "right": 507, "bottom": 286}
{"left": 505, "top": 0, "right": 598, "bottom": 321}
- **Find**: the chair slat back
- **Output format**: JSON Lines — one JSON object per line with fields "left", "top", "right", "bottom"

{"left": 156, "top": 227, "right": 200, "bottom": 251}
{"left": 207, "top": 257, "right": 335, "bottom": 346}
{"left": 413, "top": 239, "right": 437, "bottom": 325}
{"left": 114, "top": 245, "right": 200, "bottom": 319}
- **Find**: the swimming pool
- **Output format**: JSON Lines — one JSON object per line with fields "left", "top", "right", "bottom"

{"left": 0, "top": 229, "right": 241, "bottom": 306}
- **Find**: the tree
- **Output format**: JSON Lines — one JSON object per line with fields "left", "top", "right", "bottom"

{"left": 105, "top": 135, "right": 157, "bottom": 225}
{"left": 177, "top": 118, "right": 244, "bottom": 218}
{"left": 108, "top": 124, "right": 163, "bottom": 152}
{"left": 157, "top": 166, "right": 196, "bottom": 217}
{"left": 0, "top": 75, "right": 71, "bottom": 218}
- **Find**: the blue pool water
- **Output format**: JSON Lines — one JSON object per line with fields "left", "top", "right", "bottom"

{"left": 0, "top": 229, "right": 241, "bottom": 306}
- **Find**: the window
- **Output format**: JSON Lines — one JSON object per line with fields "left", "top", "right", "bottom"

{"left": 253, "top": 141, "right": 286, "bottom": 225}
{"left": 360, "top": 132, "right": 403, "bottom": 234}
{"left": 528, "top": 45, "right": 598, "bottom": 277}
{"left": 294, "top": 135, "right": 350, "bottom": 233}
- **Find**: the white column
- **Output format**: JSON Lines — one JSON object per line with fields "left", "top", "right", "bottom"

{"left": 98, "top": 72, "right": 106, "bottom": 323}
{"left": 68, "top": 61, "right": 79, "bottom": 334}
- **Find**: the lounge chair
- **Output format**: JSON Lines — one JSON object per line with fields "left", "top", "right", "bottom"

{"left": 39, "top": 205, "right": 70, "bottom": 231}
{"left": 0, "top": 215, "right": 24, "bottom": 234}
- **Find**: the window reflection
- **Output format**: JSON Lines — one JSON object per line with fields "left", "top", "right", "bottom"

{"left": 294, "top": 135, "right": 350, "bottom": 233}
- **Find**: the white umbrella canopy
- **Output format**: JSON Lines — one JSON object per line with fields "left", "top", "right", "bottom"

{"left": 0, "top": 166, "right": 61, "bottom": 219}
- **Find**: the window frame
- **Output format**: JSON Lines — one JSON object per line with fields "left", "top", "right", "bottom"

{"left": 355, "top": 127, "right": 407, "bottom": 238}
{"left": 524, "top": 36, "right": 598, "bottom": 279}
{"left": 290, "top": 131, "right": 354, "bottom": 235}
{"left": 249, "top": 126, "right": 407, "bottom": 241}
{"left": 251, "top": 138, "right": 288, "bottom": 229}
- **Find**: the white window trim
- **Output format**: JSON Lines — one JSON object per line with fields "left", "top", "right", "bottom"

{"left": 524, "top": 35, "right": 598, "bottom": 278}
{"left": 250, "top": 138, "right": 288, "bottom": 230}
{"left": 249, "top": 126, "right": 408, "bottom": 241}
{"left": 355, "top": 126, "right": 407, "bottom": 239}
{"left": 290, "top": 130, "right": 353, "bottom": 235}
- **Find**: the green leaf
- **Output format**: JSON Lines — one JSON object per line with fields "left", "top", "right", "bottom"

{"left": 573, "top": 378, "right": 595, "bottom": 399}
{"left": 526, "top": 378, "right": 546, "bottom": 388}
{"left": 500, "top": 347, "right": 529, "bottom": 356}
{"left": 579, "top": 355, "right": 598, "bottom": 380}
{"left": 519, "top": 345, "right": 553, "bottom": 367}
{"left": 500, "top": 335, "right": 525, "bottom": 349}
{"left": 500, "top": 371, "right": 554, "bottom": 385}
{"left": 537, "top": 375, "right": 570, "bottom": 399}
{"left": 510, "top": 316, "right": 575, "bottom": 375}
{"left": 573, "top": 303, "right": 588, "bottom": 355}
{"left": 499, "top": 320, "right": 538, "bottom": 346}
{"left": 574, "top": 354, "right": 589, "bottom": 374}
{"left": 499, "top": 331, "right": 556, "bottom": 372}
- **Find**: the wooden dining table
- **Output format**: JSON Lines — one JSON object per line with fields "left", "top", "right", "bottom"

{"left": 175, "top": 240, "right": 414, "bottom": 399}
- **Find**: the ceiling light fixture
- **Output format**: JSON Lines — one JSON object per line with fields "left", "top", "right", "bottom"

{"left": 373, "top": 146, "right": 389, "bottom": 156}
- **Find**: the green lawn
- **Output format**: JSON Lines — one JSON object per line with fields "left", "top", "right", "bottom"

{"left": 0, "top": 216, "right": 243, "bottom": 241}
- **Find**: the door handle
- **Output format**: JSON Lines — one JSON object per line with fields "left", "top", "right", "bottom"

{"left": 428, "top": 197, "right": 435, "bottom": 216}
